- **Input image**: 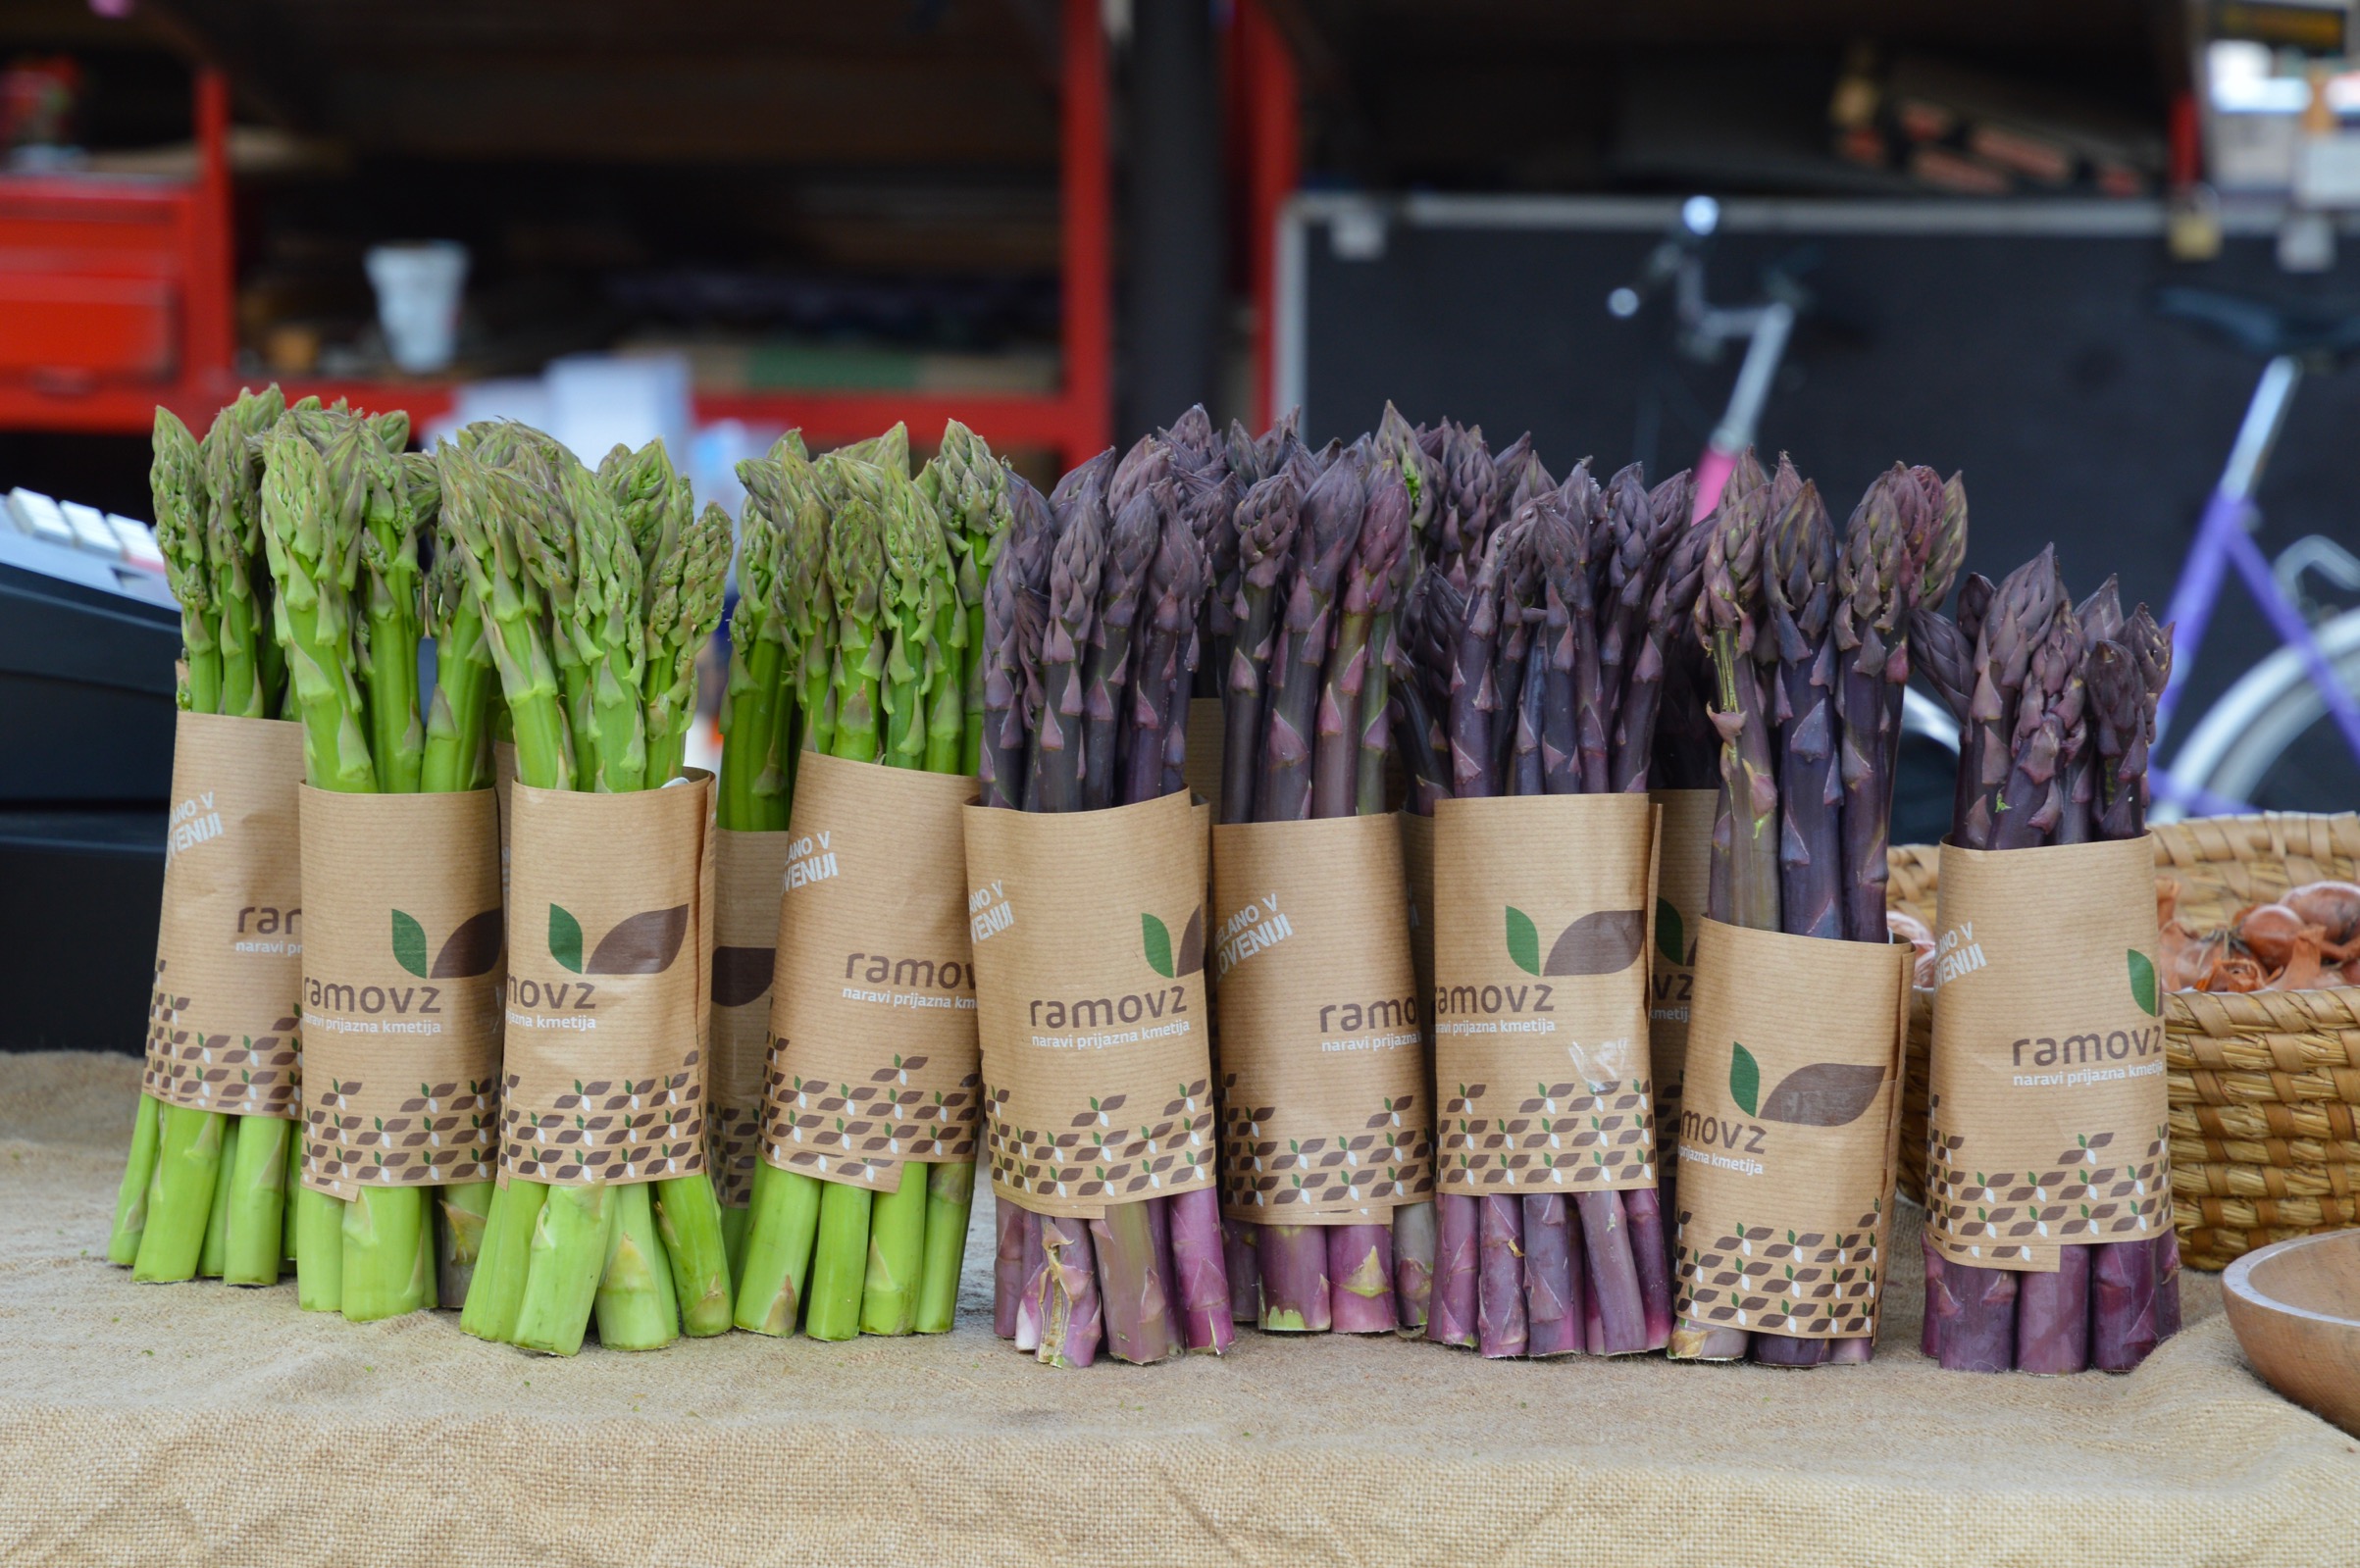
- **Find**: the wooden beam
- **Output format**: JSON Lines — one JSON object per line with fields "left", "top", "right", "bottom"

{"left": 321, "top": 57, "right": 1057, "bottom": 163}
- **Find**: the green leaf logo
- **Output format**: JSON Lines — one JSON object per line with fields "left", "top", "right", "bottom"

{"left": 1506, "top": 906, "right": 1541, "bottom": 976}
{"left": 1142, "top": 913, "right": 1175, "bottom": 979}
{"left": 390, "top": 909, "right": 428, "bottom": 979}
{"left": 1729, "top": 1042, "right": 1761, "bottom": 1118}
{"left": 1656, "top": 898, "right": 1685, "bottom": 967}
{"left": 2128, "top": 949, "right": 2159, "bottom": 1017}
{"left": 549, "top": 904, "right": 584, "bottom": 974}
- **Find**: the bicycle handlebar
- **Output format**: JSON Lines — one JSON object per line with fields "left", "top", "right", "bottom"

{"left": 2155, "top": 286, "right": 2360, "bottom": 368}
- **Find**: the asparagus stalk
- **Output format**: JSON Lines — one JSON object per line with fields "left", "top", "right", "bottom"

{"left": 1355, "top": 404, "right": 1436, "bottom": 810}
{"left": 1258, "top": 446, "right": 1369, "bottom": 821}
{"left": 794, "top": 458, "right": 897, "bottom": 1344}
{"left": 124, "top": 413, "right": 220, "bottom": 1284}
{"left": 152, "top": 409, "right": 220, "bottom": 714}
{"left": 1430, "top": 421, "right": 1499, "bottom": 595}
{"left": 1311, "top": 463, "right": 1410, "bottom": 817}
{"left": 107, "top": 1093, "right": 162, "bottom": 1266}
{"left": 1666, "top": 456, "right": 1778, "bottom": 1362}
{"left": 919, "top": 422, "right": 1013, "bottom": 777}
{"left": 982, "top": 490, "right": 1054, "bottom": 1344}
{"left": 647, "top": 496, "right": 737, "bottom": 1337}
{"left": 333, "top": 419, "right": 437, "bottom": 1324}
{"left": 1612, "top": 472, "right": 1705, "bottom": 790}
{"left": 200, "top": 387, "right": 286, "bottom": 722}
{"left": 1081, "top": 481, "right": 1165, "bottom": 810}
{"left": 1426, "top": 525, "right": 1508, "bottom": 1350}
{"left": 1025, "top": 505, "right": 1107, "bottom": 1367}
{"left": 1218, "top": 472, "right": 1304, "bottom": 824}
{"left": 1766, "top": 465, "right": 1840, "bottom": 941}
{"left": 1475, "top": 1194, "right": 1528, "bottom": 1358}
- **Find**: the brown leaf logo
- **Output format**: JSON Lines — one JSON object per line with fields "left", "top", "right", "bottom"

{"left": 1543, "top": 909, "right": 1645, "bottom": 976}
{"left": 711, "top": 945, "right": 776, "bottom": 1008}
{"left": 585, "top": 905, "right": 691, "bottom": 975}
{"left": 1176, "top": 908, "right": 1205, "bottom": 977}
{"left": 1758, "top": 1063, "right": 1887, "bottom": 1128}
{"left": 431, "top": 909, "right": 504, "bottom": 979}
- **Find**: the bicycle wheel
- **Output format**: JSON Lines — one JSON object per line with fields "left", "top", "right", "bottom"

{"left": 2159, "top": 607, "right": 2360, "bottom": 819}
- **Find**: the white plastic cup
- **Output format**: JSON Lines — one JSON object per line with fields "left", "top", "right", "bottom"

{"left": 364, "top": 241, "right": 469, "bottom": 374}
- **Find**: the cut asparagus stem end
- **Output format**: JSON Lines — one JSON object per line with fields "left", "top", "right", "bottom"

{"left": 858, "top": 1170, "right": 930, "bottom": 1337}
{"left": 803, "top": 1181, "right": 873, "bottom": 1341}
{"left": 733, "top": 1163, "right": 823, "bottom": 1337}
{"left": 197, "top": 1115, "right": 238, "bottom": 1278}
{"left": 513, "top": 1183, "right": 615, "bottom": 1356}
{"left": 294, "top": 1185, "right": 346, "bottom": 1313}
{"left": 341, "top": 1185, "right": 431, "bottom": 1322}
{"left": 652, "top": 1175, "right": 735, "bottom": 1337}
{"left": 436, "top": 1181, "right": 495, "bottom": 1309}
{"left": 594, "top": 1182, "right": 681, "bottom": 1351}
{"left": 132, "top": 1104, "right": 226, "bottom": 1284}
{"left": 461, "top": 1180, "right": 544, "bottom": 1342}
{"left": 1667, "top": 1322, "right": 1752, "bottom": 1361}
{"left": 221, "top": 1113, "right": 289, "bottom": 1288}
{"left": 107, "top": 1092, "right": 162, "bottom": 1266}
{"left": 914, "top": 1161, "right": 975, "bottom": 1335}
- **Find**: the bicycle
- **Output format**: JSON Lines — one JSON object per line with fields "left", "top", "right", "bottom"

{"left": 1607, "top": 223, "right": 2360, "bottom": 826}
{"left": 2136, "top": 287, "right": 2360, "bottom": 819}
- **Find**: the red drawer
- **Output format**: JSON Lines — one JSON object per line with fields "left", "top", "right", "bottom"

{"left": 0, "top": 273, "right": 176, "bottom": 379}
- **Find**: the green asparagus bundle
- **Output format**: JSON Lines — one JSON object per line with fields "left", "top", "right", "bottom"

{"left": 731, "top": 425, "right": 1004, "bottom": 1340}
{"left": 111, "top": 387, "right": 295, "bottom": 1289}
{"left": 450, "top": 430, "right": 735, "bottom": 1354}
{"left": 241, "top": 399, "right": 506, "bottom": 1321}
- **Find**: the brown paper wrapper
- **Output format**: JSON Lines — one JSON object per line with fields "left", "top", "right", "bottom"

{"left": 1647, "top": 789, "right": 1716, "bottom": 1124}
{"left": 964, "top": 791, "right": 1215, "bottom": 1219}
{"left": 1210, "top": 817, "right": 1434, "bottom": 1223}
{"left": 1925, "top": 835, "right": 2169, "bottom": 1271}
{"left": 296, "top": 788, "right": 504, "bottom": 1200}
{"left": 1671, "top": 920, "right": 1910, "bottom": 1340}
{"left": 491, "top": 739, "right": 517, "bottom": 906}
{"left": 143, "top": 712, "right": 305, "bottom": 1118}
{"left": 1400, "top": 813, "right": 1436, "bottom": 1008}
{"left": 709, "top": 828, "right": 790, "bottom": 1206}
{"left": 1432, "top": 792, "right": 1659, "bottom": 1195}
{"left": 761, "top": 753, "right": 982, "bottom": 1194}
{"left": 498, "top": 774, "right": 716, "bottom": 1186}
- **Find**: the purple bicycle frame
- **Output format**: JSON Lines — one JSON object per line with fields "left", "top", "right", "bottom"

{"left": 2153, "top": 353, "right": 2360, "bottom": 814}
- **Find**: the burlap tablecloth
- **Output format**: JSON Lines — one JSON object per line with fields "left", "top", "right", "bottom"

{"left": 5, "top": 1052, "right": 2356, "bottom": 1568}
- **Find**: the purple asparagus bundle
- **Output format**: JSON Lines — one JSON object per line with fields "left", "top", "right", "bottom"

{"left": 970, "top": 434, "right": 1231, "bottom": 1368}
{"left": 1667, "top": 456, "right": 1957, "bottom": 1366}
{"left": 1410, "top": 445, "right": 1697, "bottom": 1360}
{"left": 1919, "top": 546, "right": 2180, "bottom": 1375}
{"left": 1208, "top": 422, "right": 1438, "bottom": 1339}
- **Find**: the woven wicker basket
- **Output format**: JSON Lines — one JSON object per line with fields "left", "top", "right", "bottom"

{"left": 1889, "top": 812, "right": 2360, "bottom": 1271}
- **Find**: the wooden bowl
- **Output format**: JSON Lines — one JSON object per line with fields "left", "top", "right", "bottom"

{"left": 2221, "top": 1230, "right": 2360, "bottom": 1437}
